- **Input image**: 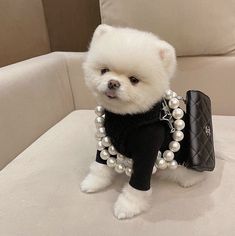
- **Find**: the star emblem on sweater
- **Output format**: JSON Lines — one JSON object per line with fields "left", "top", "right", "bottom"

{"left": 159, "top": 99, "right": 175, "bottom": 133}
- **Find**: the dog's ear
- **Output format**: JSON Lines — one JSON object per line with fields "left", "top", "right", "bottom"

{"left": 158, "top": 41, "right": 176, "bottom": 79}
{"left": 92, "top": 24, "right": 113, "bottom": 40}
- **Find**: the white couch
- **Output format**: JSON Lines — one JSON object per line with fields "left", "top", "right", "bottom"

{"left": 0, "top": 51, "right": 235, "bottom": 236}
{"left": 1, "top": 0, "right": 235, "bottom": 234}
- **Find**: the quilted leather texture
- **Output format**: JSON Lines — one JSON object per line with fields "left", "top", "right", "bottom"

{"left": 184, "top": 90, "right": 215, "bottom": 171}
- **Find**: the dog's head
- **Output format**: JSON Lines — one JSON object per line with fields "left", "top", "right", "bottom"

{"left": 83, "top": 24, "right": 176, "bottom": 114}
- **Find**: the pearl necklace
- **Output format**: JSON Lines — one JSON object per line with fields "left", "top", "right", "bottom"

{"left": 94, "top": 89, "right": 185, "bottom": 177}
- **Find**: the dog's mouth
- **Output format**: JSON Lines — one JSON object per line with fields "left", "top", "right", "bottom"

{"left": 105, "top": 90, "right": 118, "bottom": 99}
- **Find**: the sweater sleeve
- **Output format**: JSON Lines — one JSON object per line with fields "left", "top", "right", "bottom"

{"left": 127, "top": 122, "right": 167, "bottom": 190}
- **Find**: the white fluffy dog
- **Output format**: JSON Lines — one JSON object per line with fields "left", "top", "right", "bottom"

{"left": 81, "top": 24, "right": 205, "bottom": 220}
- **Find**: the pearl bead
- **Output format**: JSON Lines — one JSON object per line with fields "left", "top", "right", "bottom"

{"left": 125, "top": 167, "right": 132, "bottom": 176}
{"left": 174, "top": 119, "right": 185, "bottom": 131}
{"left": 163, "top": 150, "right": 174, "bottom": 161}
{"left": 107, "top": 157, "right": 116, "bottom": 168}
{"left": 172, "top": 131, "right": 184, "bottom": 141}
{"left": 115, "top": 163, "right": 125, "bottom": 173}
{"left": 124, "top": 158, "right": 133, "bottom": 167}
{"left": 117, "top": 153, "right": 125, "bottom": 162}
{"left": 169, "top": 141, "right": 180, "bottom": 152}
{"left": 156, "top": 158, "right": 167, "bottom": 169}
{"left": 108, "top": 145, "right": 117, "bottom": 155}
{"left": 100, "top": 149, "right": 110, "bottom": 160}
{"left": 97, "top": 127, "right": 106, "bottom": 138}
{"left": 97, "top": 140, "right": 104, "bottom": 151}
{"left": 127, "top": 158, "right": 133, "bottom": 166}
{"left": 168, "top": 160, "right": 178, "bottom": 169}
{"left": 152, "top": 165, "right": 157, "bottom": 174}
{"left": 95, "top": 106, "right": 104, "bottom": 116}
{"left": 172, "top": 92, "right": 177, "bottom": 98}
{"left": 95, "top": 116, "right": 104, "bottom": 128}
{"left": 101, "top": 136, "right": 111, "bottom": 147}
{"left": 164, "top": 90, "right": 173, "bottom": 100}
{"left": 168, "top": 98, "right": 180, "bottom": 109}
{"left": 172, "top": 108, "right": 184, "bottom": 120}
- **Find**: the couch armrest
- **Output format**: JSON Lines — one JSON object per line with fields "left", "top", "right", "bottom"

{"left": 0, "top": 52, "right": 74, "bottom": 169}
{"left": 61, "top": 52, "right": 97, "bottom": 110}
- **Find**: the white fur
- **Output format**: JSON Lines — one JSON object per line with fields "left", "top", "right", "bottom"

{"left": 83, "top": 24, "right": 176, "bottom": 114}
{"left": 114, "top": 183, "right": 152, "bottom": 219}
{"left": 81, "top": 25, "right": 205, "bottom": 219}
{"left": 80, "top": 161, "right": 116, "bottom": 193}
{"left": 157, "top": 165, "right": 207, "bottom": 188}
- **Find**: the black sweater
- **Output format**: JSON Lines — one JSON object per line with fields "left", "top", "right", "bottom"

{"left": 96, "top": 101, "right": 187, "bottom": 191}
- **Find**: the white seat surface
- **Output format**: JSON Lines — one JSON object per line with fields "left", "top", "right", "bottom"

{"left": 0, "top": 110, "right": 234, "bottom": 236}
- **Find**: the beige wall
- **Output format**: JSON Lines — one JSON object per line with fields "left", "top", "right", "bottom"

{"left": 0, "top": 0, "right": 51, "bottom": 67}
{"left": 42, "top": 0, "right": 101, "bottom": 52}
{"left": 0, "top": 0, "right": 101, "bottom": 67}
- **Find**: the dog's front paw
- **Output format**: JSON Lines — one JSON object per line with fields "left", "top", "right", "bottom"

{"left": 80, "top": 162, "right": 116, "bottom": 193}
{"left": 113, "top": 184, "right": 152, "bottom": 220}
{"left": 80, "top": 173, "right": 112, "bottom": 193}
{"left": 114, "top": 194, "right": 139, "bottom": 219}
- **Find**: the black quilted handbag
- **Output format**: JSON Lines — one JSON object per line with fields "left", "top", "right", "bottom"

{"left": 184, "top": 90, "right": 215, "bottom": 171}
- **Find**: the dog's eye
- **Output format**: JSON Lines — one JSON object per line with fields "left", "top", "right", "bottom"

{"left": 101, "top": 68, "right": 110, "bottom": 75}
{"left": 129, "top": 76, "right": 139, "bottom": 85}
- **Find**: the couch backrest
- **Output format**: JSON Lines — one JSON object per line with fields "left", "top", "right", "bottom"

{"left": 0, "top": 0, "right": 50, "bottom": 67}
{"left": 0, "top": 52, "right": 74, "bottom": 169}
{"left": 99, "top": 0, "right": 235, "bottom": 56}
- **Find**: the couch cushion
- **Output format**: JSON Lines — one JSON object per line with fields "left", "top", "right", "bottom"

{"left": 0, "top": 110, "right": 234, "bottom": 235}
{"left": 0, "top": 52, "right": 74, "bottom": 169}
{"left": 100, "top": 0, "right": 235, "bottom": 56}
{"left": 62, "top": 52, "right": 97, "bottom": 110}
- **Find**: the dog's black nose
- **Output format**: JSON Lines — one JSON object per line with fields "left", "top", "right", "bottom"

{"left": 108, "top": 80, "right": 120, "bottom": 90}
